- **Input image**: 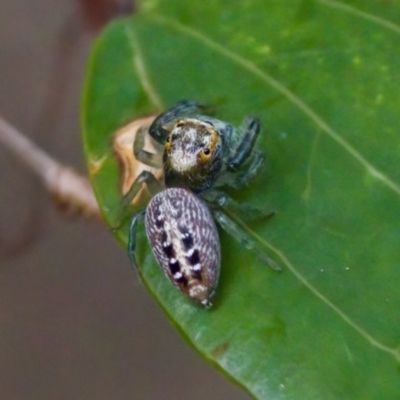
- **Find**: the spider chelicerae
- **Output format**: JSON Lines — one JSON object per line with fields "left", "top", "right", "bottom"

{"left": 121, "top": 100, "right": 279, "bottom": 307}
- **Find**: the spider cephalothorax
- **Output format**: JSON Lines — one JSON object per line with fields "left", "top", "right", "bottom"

{"left": 163, "top": 118, "right": 225, "bottom": 192}
{"left": 120, "top": 100, "right": 278, "bottom": 307}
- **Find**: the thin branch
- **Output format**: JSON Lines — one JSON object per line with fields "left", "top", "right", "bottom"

{"left": 0, "top": 115, "right": 101, "bottom": 220}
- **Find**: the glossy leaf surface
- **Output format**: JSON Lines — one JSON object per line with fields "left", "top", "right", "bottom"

{"left": 82, "top": 1, "right": 400, "bottom": 398}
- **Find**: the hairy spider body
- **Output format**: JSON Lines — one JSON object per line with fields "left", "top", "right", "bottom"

{"left": 145, "top": 187, "right": 220, "bottom": 307}
{"left": 122, "top": 100, "right": 277, "bottom": 307}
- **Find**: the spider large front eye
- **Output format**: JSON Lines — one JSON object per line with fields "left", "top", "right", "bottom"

{"left": 198, "top": 147, "right": 212, "bottom": 162}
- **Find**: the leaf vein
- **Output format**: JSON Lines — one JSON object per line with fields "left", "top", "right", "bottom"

{"left": 124, "top": 25, "right": 164, "bottom": 111}
{"left": 317, "top": 0, "right": 400, "bottom": 35}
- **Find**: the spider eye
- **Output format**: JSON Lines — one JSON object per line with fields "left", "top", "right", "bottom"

{"left": 166, "top": 136, "right": 171, "bottom": 143}
{"left": 199, "top": 147, "right": 212, "bottom": 163}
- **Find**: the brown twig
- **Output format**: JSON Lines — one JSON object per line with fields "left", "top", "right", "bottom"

{"left": 0, "top": 115, "right": 101, "bottom": 220}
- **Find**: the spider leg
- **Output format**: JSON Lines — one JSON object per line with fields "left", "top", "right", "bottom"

{"left": 211, "top": 208, "right": 281, "bottom": 271}
{"left": 121, "top": 170, "right": 162, "bottom": 208}
{"left": 203, "top": 190, "right": 274, "bottom": 221}
{"left": 127, "top": 209, "right": 146, "bottom": 280}
{"left": 133, "top": 126, "right": 163, "bottom": 168}
{"left": 113, "top": 170, "right": 162, "bottom": 232}
{"left": 233, "top": 150, "right": 265, "bottom": 188}
{"left": 122, "top": 171, "right": 162, "bottom": 280}
{"left": 149, "top": 100, "right": 208, "bottom": 144}
{"left": 228, "top": 118, "right": 260, "bottom": 171}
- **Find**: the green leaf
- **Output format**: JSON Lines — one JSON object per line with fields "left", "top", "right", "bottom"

{"left": 81, "top": 1, "right": 400, "bottom": 398}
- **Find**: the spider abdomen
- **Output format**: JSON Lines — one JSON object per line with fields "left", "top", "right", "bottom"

{"left": 145, "top": 187, "right": 221, "bottom": 307}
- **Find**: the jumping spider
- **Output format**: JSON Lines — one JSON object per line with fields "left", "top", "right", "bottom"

{"left": 122, "top": 100, "right": 279, "bottom": 307}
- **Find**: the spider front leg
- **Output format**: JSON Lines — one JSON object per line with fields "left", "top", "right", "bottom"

{"left": 133, "top": 126, "right": 163, "bottom": 168}
{"left": 233, "top": 150, "right": 265, "bottom": 188}
{"left": 148, "top": 100, "right": 208, "bottom": 144}
{"left": 228, "top": 118, "right": 260, "bottom": 171}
